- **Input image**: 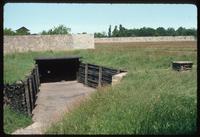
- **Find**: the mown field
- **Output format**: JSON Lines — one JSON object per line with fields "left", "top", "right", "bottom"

{"left": 4, "top": 41, "right": 197, "bottom": 134}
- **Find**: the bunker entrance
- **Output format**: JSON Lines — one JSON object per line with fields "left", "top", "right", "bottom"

{"left": 35, "top": 56, "right": 81, "bottom": 83}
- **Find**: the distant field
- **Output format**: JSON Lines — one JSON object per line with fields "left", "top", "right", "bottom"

{"left": 4, "top": 41, "right": 197, "bottom": 134}
{"left": 95, "top": 41, "right": 196, "bottom": 50}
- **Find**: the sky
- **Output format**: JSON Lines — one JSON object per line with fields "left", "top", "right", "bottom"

{"left": 4, "top": 3, "right": 197, "bottom": 34}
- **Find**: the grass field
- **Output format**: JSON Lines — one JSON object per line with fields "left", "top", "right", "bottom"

{"left": 3, "top": 106, "right": 32, "bottom": 134}
{"left": 4, "top": 41, "right": 197, "bottom": 134}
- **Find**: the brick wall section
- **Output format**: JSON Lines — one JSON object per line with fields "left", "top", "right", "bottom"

{"left": 94, "top": 36, "right": 196, "bottom": 43}
{"left": 4, "top": 34, "right": 94, "bottom": 54}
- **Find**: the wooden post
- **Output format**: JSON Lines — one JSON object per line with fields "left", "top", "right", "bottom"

{"left": 36, "top": 64, "right": 40, "bottom": 86}
{"left": 98, "top": 67, "right": 102, "bottom": 87}
{"left": 23, "top": 79, "right": 32, "bottom": 116}
{"left": 31, "top": 72, "right": 36, "bottom": 104}
{"left": 34, "top": 67, "right": 39, "bottom": 94}
{"left": 28, "top": 76, "right": 34, "bottom": 111}
{"left": 85, "top": 64, "right": 88, "bottom": 85}
{"left": 76, "top": 71, "right": 79, "bottom": 82}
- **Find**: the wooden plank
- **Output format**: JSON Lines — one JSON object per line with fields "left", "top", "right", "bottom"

{"left": 79, "top": 73, "right": 85, "bottom": 78}
{"left": 87, "top": 78, "right": 98, "bottom": 84}
{"left": 87, "top": 81, "right": 98, "bottom": 88}
{"left": 34, "top": 68, "right": 39, "bottom": 93}
{"left": 79, "top": 63, "right": 85, "bottom": 67}
{"left": 31, "top": 73, "right": 36, "bottom": 105}
{"left": 87, "top": 63, "right": 99, "bottom": 68}
{"left": 34, "top": 66, "right": 39, "bottom": 94}
{"left": 33, "top": 68, "right": 37, "bottom": 94}
{"left": 102, "top": 67, "right": 118, "bottom": 72}
{"left": 98, "top": 67, "right": 102, "bottom": 87}
{"left": 35, "top": 64, "right": 40, "bottom": 86}
{"left": 32, "top": 70, "right": 37, "bottom": 104}
{"left": 23, "top": 79, "right": 32, "bottom": 116}
{"left": 88, "top": 74, "right": 98, "bottom": 79}
{"left": 102, "top": 69, "right": 118, "bottom": 75}
{"left": 102, "top": 77, "right": 112, "bottom": 83}
{"left": 88, "top": 70, "right": 99, "bottom": 76}
{"left": 85, "top": 64, "right": 88, "bottom": 85}
{"left": 79, "top": 71, "right": 85, "bottom": 75}
{"left": 28, "top": 76, "right": 34, "bottom": 111}
{"left": 102, "top": 73, "right": 113, "bottom": 78}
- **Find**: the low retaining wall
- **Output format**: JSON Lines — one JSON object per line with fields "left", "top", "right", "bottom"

{"left": 77, "top": 63, "right": 126, "bottom": 88}
{"left": 4, "top": 34, "right": 94, "bottom": 54}
{"left": 4, "top": 65, "right": 40, "bottom": 116}
{"left": 95, "top": 36, "right": 196, "bottom": 43}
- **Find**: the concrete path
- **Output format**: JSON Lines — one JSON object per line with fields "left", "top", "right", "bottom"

{"left": 12, "top": 81, "right": 95, "bottom": 134}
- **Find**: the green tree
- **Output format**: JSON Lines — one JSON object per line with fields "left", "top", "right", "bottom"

{"left": 94, "top": 32, "right": 107, "bottom": 38}
{"left": 176, "top": 27, "right": 187, "bottom": 36}
{"left": 41, "top": 30, "right": 48, "bottom": 35}
{"left": 41, "top": 25, "right": 71, "bottom": 35}
{"left": 156, "top": 27, "right": 166, "bottom": 36}
{"left": 108, "top": 25, "right": 112, "bottom": 37}
{"left": 119, "top": 24, "right": 127, "bottom": 37}
{"left": 4, "top": 28, "right": 16, "bottom": 35}
{"left": 185, "top": 28, "right": 197, "bottom": 36}
{"left": 139, "top": 27, "right": 155, "bottom": 36}
{"left": 112, "top": 25, "right": 119, "bottom": 37}
{"left": 166, "top": 27, "right": 176, "bottom": 36}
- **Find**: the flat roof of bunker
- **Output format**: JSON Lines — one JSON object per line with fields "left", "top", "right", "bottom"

{"left": 34, "top": 56, "right": 82, "bottom": 61}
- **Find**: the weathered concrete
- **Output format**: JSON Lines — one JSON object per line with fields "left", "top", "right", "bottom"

{"left": 12, "top": 81, "right": 95, "bottom": 134}
{"left": 95, "top": 36, "right": 196, "bottom": 43}
{"left": 112, "top": 72, "right": 127, "bottom": 86}
{"left": 4, "top": 34, "right": 94, "bottom": 54}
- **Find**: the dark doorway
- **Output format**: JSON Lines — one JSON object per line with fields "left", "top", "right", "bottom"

{"left": 35, "top": 56, "right": 81, "bottom": 83}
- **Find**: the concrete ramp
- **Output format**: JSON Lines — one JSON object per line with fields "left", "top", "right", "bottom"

{"left": 12, "top": 81, "right": 95, "bottom": 134}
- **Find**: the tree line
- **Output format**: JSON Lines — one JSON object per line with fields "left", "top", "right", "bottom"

{"left": 4, "top": 28, "right": 30, "bottom": 35}
{"left": 94, "top": 25, "right": 197, "bottom": 38}
{"left": 4, "top": 24, "right": 196, "bottom": 37}
{"left": 3, "top": 25, "right": 71, "bottom": 35}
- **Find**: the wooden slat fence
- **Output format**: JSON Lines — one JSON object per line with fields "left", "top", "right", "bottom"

{"left": 77, "top": 63, "right": 121, "bottom": 88}
{"left": 3, "top": 65, "right": 40, "bottom": 116}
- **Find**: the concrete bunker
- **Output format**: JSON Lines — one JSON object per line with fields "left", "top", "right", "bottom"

{"left": 35, "top": 56, "right": 81, "bottom": 83}
{"left": 34, "top": 56, "right": 127, "bottom": 88}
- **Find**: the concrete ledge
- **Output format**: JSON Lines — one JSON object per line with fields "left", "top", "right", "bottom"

{"left": 12, "top": 122, "right": 43, "bottom": 134}
{"left": 111, "top": 72, "right": 127, "bottom": 86}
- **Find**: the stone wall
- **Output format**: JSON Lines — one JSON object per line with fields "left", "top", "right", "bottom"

{"left": 95, "top": 36, "right": 196, "bottom": 43}
{"left": 4, "top": 34, "right": 94, "bottom": 54}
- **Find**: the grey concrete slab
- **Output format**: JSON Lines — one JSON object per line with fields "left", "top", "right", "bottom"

{"left": 12, "top": 81, "right": 95, "bottom": 134}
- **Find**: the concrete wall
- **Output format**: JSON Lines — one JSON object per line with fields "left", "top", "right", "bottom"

{"left": 95, "top": 36, "right": 196, "bottom": 43}
{"left": 4, "top": 34, "right": 94, "bottom": 54}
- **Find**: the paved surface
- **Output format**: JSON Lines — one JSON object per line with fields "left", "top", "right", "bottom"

{"left": 12, "top": 81, "right": 95, "bottom": 134}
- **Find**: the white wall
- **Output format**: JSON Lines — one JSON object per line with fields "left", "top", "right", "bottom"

{"left": 4, "top": 34, "right": 94, "bottom": 54}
